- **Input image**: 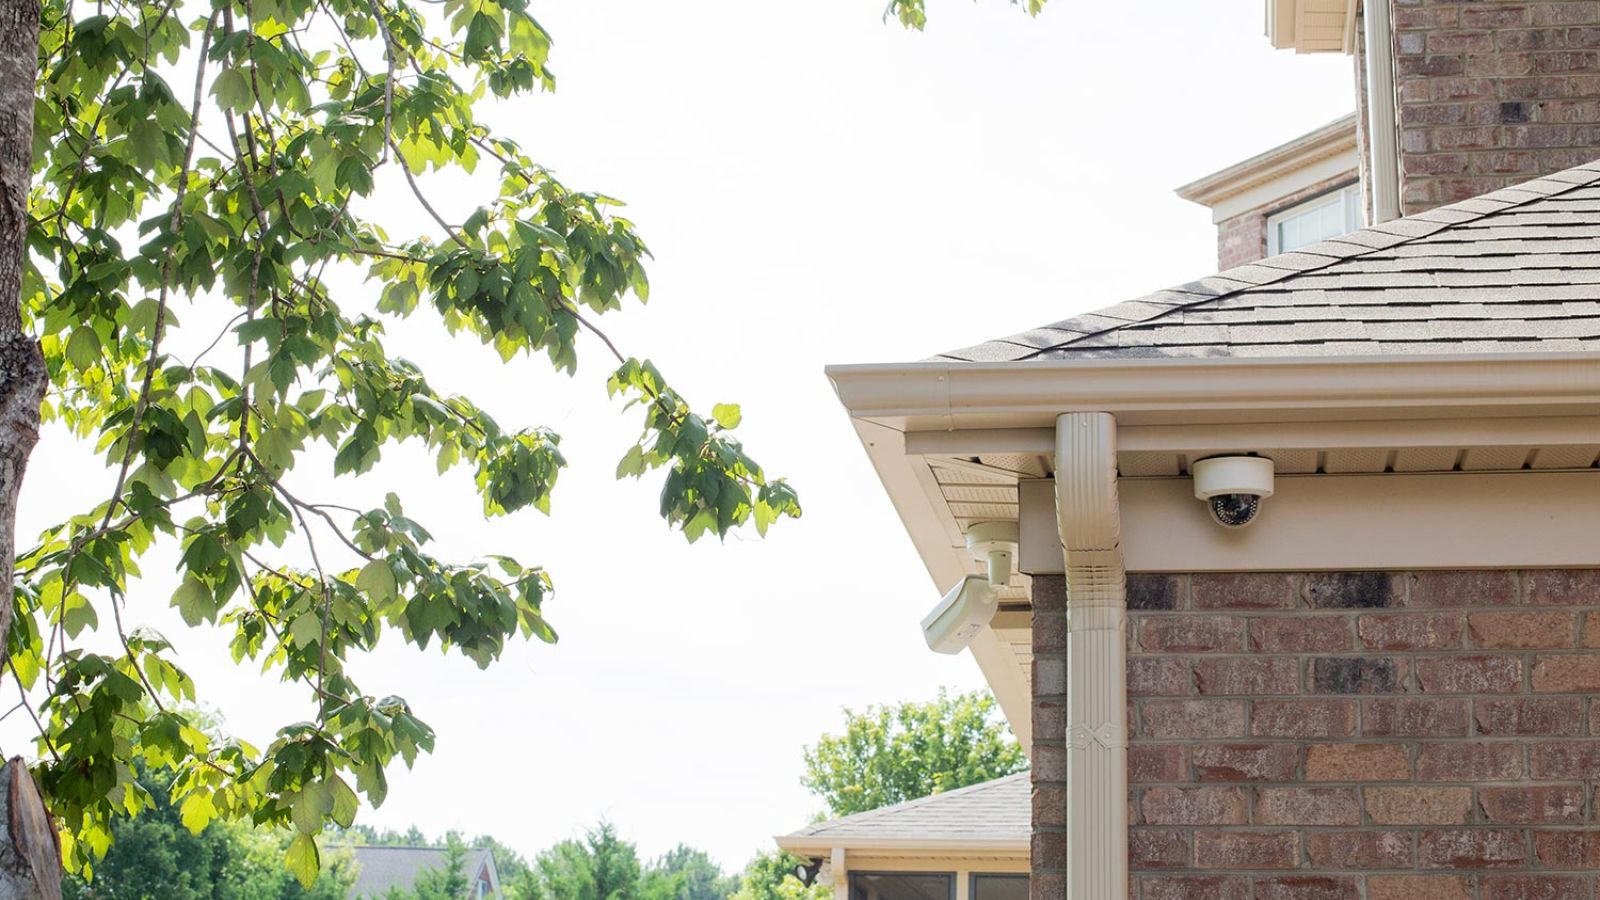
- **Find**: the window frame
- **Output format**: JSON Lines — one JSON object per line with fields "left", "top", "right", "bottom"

{"left": 847, "top": 871, "right": 958, "bottom": 900}
{"left": 1265, "top": 181, "right": 1363, "bottom": 256}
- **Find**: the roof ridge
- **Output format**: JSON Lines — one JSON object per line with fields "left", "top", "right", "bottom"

{"left": 939, "top": 159, "right": 1600, "bottom": 362}
{"left": 797, "top": 771, "right": 1030, "bottom": 836}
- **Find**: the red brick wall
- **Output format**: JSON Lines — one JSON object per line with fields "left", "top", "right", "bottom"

{"left": 1216, "top": 211, "right": 1268, "bottom": 271}
{"left": 1214, "top": 174, "right": 1357, "bottom": 270}
{"left": 1031, "top": 575, "right": 1067, "bottom": 900}
{"left": 1031, "top": 569, "right": 1600, "bottom": 899}
{"left": 1388, "top": 0, "right": 1600, "bottom": 215}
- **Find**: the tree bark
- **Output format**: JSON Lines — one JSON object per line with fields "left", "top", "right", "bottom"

{"left": 0, "top": 0, "right": 60, "bottom": 895}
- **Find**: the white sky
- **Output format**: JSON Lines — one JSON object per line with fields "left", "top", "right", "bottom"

{"left": 17, "top": 0, "right": 1355, "bottom": 874}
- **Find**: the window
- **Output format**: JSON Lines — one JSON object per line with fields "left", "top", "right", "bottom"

{"left": 1266, "top": 183, "right": 1363, "bottom": 255}
{"left": 971, "top": 875, "right": 1028, "bottom": 900}
{"left": 849, "top": 873, "right": 954, "bottom": 900}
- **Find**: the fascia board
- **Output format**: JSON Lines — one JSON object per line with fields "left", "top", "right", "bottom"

{"left": 774, "top": 836, "right": 1030, "bottom": 856}
{"left": 1206, "top": 148, "right": 1359, "bottom": 223}
{"left": 1176, "top": 116, "right": 1359, "bottom": 220}
{"left": 826, "top": 352, "right": 1600, "bottom": 431}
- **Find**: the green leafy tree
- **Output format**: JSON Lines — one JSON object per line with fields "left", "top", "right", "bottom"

{"left": 59, "top": 766, "right": 355, "bottom": 900}
{"left": 726, "top": 852, "right": 825, "bottom": 900}
{"left": 3, "top": 0, "right": 806, "bottom": 886}
{"left": 58, "top": 766, "right": 233, "bottom": 900}
{"left": 731, "top": 690, "right": 1024, "bottom": 900}
{"left": 526, "top": 822, "right": 641, "bottom": 900}
{"left": 342, "top": 824, "right": 431, "bottom": 849}
{"left": 470, "top": 833, "right": 532, "bottom": 896}
{"left": 801, "top": 689, "right": 1026, "bottom": 818}
{"left": 638, "top": 846, "right": 734, "bottom": 900}
{"left": 406, "top": 838, "right": 472, "bottom": 900}
{"left": 233, "top": 828, "right": 358, "bottom": 900}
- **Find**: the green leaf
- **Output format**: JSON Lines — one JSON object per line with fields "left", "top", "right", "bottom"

{"left": 615, "top": 444, "right": 645, "bottom": 479}
{"left": 464, "top": 11, "right": 499, "bottom": 59}
{"left": 211, "top": 68, "right": 252, "bottom": 112}
{"left": 257, "top": 428, "right": 296, "bottom": 471}
{"left": 355, "top": 560, "right": 398, "bottom": 603}
{"left": 235, "top": 317, "right": 280, "bottom": 346}
{"left": 326, "top": 775, "right": 358, "bottom": 828}
{"left": 711, "top": 403, "right": 742, "bottom": 429}
{"left": 130, "top": 118, "right": 166, "bottom": 170}
{"left": 61, "top": 594, "right": 98, "bottom": 638}
{"left": 753, "top": 499, "right": 778, "bottom": 537}
{"left": 291, "top": 782, "right": 329, "bottom": 835}
{"left": 171, "top": 576, "right": 214, "bottom": 627}
{"left": 178, "top": 791, "right": 215, "bottom": 834}
{"left": 285, "top": 833, "right": 320, "bottom": 889}
{"left": 64, "top": 327, "right": 101, "bottom": 371}
{"left": 288, "top": 611, "right": 322, "bottom": 648}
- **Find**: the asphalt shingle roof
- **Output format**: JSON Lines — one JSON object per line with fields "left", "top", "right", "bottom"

{"left": 349, "top": 846, "right": 494, "bottom": 898}
{"left": 783, "top": 773, "right": 1029, "bottom": 845}
{"left": 938, "top": 161, "right": 1600, "bottom": 361}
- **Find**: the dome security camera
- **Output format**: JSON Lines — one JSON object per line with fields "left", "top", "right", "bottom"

{"left": 1192, "top": 456, "right": 1275, "bottom": 528}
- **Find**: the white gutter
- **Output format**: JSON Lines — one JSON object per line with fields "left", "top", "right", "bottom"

{"left": 1363, "top": 0, "right": 1401, "bottom": 222}
{"left": 1054, "top": 413, "right": 1127, "bottom": 899}
{"left": 826, "top": 352, "right": 1600, "bottom": 429}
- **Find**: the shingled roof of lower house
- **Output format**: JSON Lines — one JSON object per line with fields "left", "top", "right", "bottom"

{"left": 938, "top": 159, "right": 1600, "bottom": 362}
{"left": 349, "top": 845, "right": 496, "bottom": 898}
{"left": 777, "top": 773, "right": 1029, "bottom": 848}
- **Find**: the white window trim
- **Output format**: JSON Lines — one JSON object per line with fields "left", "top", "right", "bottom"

{"left": 1266, "top": 183, "right": 1363, "bottom": 256}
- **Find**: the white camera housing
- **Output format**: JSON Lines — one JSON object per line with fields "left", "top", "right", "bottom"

{"left": 922, "top": 575, "right": 1001, "bottom": 655}
{"left": 1192, "top": 456, "right": 1275, "bottom": 528}
{"left": 922, "top": 522, "right": 1018, "bottom": 655}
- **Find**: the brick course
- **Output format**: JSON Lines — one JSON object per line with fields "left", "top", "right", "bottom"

{"left": 1030, "top": 569, "right": 1600, "bottom": 898}
{"left": 1378, "top": 0, "right": 1600, "bottom": 214}
{"left": 1030, "top": 575, "right": 1066, "bottom": 900}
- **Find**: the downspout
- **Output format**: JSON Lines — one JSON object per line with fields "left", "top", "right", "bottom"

{"left": 1363, "top": 0, "right": 1401, "bottom": 223}
{"left": 1053, "top": 413, "right": 1127, "bottom": 898}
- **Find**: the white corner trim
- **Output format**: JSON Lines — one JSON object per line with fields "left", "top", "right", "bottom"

{"left": 1054, "top": 413, "right": 1128, "bottom": 899}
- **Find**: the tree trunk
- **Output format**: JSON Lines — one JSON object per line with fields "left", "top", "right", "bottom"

{"left": 0, "top": 0, "right": 60, "bottom": 895}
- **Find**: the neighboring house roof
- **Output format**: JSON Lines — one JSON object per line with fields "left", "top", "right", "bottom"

{"left": 349, "top": 846, "right": 499, "bottom": 899}
{"left": 939, "top": 160, "right": 1600, "bottom": 363}
{"left": 776, "top": 774, "right": 1030, "bottom": 855}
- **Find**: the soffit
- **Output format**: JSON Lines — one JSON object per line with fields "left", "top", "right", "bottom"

{"left": 1266, "top": 0, "right": 1357, "bottom": 54}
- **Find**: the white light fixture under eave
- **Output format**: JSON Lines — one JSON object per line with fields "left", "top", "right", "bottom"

{"left": 921, "top": 521, "right": 1018, "bottom": 655}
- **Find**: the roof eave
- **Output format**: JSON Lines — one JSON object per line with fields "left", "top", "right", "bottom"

{"left": 1174, "top": 113, "right": 1359, "bottom": 210}
{"left": 827, "top": 351, "right": 1600, "bottom": 432}
{"left": 773, "top": 835, "right": 1030, "bottom": 856}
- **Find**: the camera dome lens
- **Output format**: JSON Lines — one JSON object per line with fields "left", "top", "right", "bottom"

{"left": 1210, "top": 493, "right": 1260, "bottom": 528}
